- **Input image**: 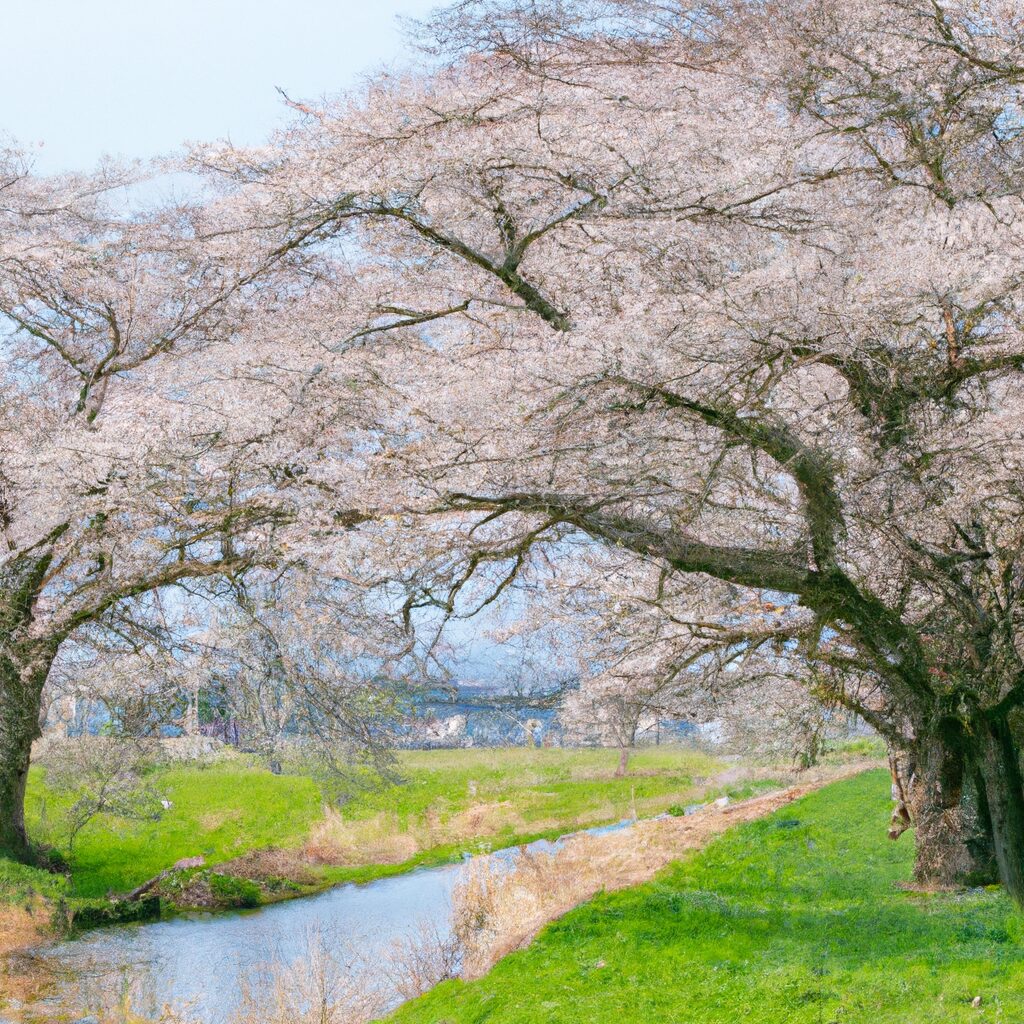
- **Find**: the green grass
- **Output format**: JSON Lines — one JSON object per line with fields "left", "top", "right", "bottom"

{"left": 390, "top": 770, "right": 1024, "bottom": 1024}
{"left": 24, "top": 758, "right": 323, "bottom": 898}
{"left": 18, "top": 746, "right": 722, "bottom": 900}
{"left": 340, "top": 746, "right": 720, "bottom": 832}
{"left": 0, "top": 855, "right": 69, "bottom": 905}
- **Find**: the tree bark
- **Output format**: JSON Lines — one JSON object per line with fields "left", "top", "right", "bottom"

{"left": 615, "top": 745, "right": 631, "bottom": 777}
{"left": 0, "top": 549, "right": 58, "bottom": 861}
{"left": 0, "top": 653, "right": 49, "bottom": 860}
{"left": 892, "top": 722, "right": 999, "bottom": 890}
{"left": 976, "top": 716, "right": 1024, "bottom": 904}
{"left": 0, "top": 737, "right": 31, "bottom": 859}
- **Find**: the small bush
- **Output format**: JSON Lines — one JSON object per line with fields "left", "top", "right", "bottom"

{"left": 71, "top": 895, "right": 160, "bottom": 929}
{"left": 208, "top": 872, "right": 262, "bottom": 908}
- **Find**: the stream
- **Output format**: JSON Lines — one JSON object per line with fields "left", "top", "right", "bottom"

{"left": 11, "top": 820, "right": 642, "bottom": 1023}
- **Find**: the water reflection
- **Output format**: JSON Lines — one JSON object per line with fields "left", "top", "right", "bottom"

{"left": 25, "top": 866, "right": 459, "bottom": 1022}
{"left": 11, "top": 818, "right": 641, "bottom": 1022}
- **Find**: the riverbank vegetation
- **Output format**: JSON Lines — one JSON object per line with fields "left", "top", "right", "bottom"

{"left": 1, "top": 742, "right": 833, "bottom": 944}
{"left": 390, "top": 770, "right": 1024, "bottom": 1024}
{"left": 0, "top": 762, "right": 882, "bottom": 1022}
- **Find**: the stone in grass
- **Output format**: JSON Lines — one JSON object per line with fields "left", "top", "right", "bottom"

{"left": 972, "top": 996, "right": 983, "bottom": 1008}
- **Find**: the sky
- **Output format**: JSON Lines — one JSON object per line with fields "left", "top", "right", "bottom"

{"left": 0, "top": 0, "right": 439, "bottom": 174}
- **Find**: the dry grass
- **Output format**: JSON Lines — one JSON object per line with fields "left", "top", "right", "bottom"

{"left": 303, "top": 801, "right": 529, "bottom": 867}
{"left": 230, "top": 925, "right": 388, "bottom": 1024}
{"left": 304, "top": 810, "right": 421, "bottom": 866}
{"left": 0, "top": 952, "right": 61, "bottom": 1009}
{"left": 444, "top": 801, "right": 524, "bottom": 842}
{"left": 0, "top": 896, "right": 64, "bottom": 1008}
{"left": 383, "top": 920, "right": 462, "bottom": 1003}
{"left": 451, "top": 761, "right": 875, "bottom": 978}
{"left": 218, "top": 847, "right": 319, "bottom": 887}
{"left": 179, "top": 798, "right": 532, "bottom": 892}
{"left": 0, "top": 899, "right": 54, "bottom": 957}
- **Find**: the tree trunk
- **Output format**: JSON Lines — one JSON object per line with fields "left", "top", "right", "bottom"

{"left": 0, "top": 735, "right": 31, "bottom": 859}
{"left": 0, "top": 655, "right": 49, "bottom": 860}
{"left": 892, "top": 721, "right": 998, "bottom": 890}
{"left": 615, "top": 745, "right": 631, "bottom": 777}
{"left": 976, "top": 716, "right": 1024, "bottom": 904}
{"left": 0, "top": 549, "right": 58, "bottom": 862}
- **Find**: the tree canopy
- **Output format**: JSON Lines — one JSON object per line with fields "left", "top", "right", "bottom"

{"left": 3, "top": 0, "right": 1024, "bottom": 900}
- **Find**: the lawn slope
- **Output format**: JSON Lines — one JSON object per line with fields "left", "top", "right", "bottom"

{"left": 390, "top": 770, "right": 1024, "bottom": 1024}
{"left": 19, "top": 746, "right": 723, "bottom": 899}
{"left": 24, "top": 760, "right": 323, "bottom": 898}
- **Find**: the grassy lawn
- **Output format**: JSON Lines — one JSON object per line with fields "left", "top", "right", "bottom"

{"left": 311, "top": 746, "right": 736, "bottom": 887}
{"left": 24, "top": 760, "right": 324, "bottom": 898}
{"left": 15, "top": 745, "right": 724, "bottom": 900}
{"left": 390, "top": 770, "right": 1024, "bottom": 1024}
{"left": 345, "top": 746, "right": 722, "bottom": 830}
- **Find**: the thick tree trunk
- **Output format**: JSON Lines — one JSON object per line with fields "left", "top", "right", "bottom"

{"left": 893, "top": 711, "right": 1024, "bottom": 902}
{"left": 892, "top": 722, "right": 998, "bottom": 890}
{"left": 615, "top": 745, "right": 631, "bottom": 777}
{"left": 0, "top": 549, "right": 58, "bottom": 862}
{"left": 0, "top": 729, "right": 32, "bottom": 859}
{"left": 976, "top": 716, "right": 1024, "bottom": 904}
{"left": 0, "top": 654, "right": 49, "bottom": 860}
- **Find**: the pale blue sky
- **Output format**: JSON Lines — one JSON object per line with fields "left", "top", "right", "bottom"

{"left": 1, "top": 0, "right": 439, "bottom": 174}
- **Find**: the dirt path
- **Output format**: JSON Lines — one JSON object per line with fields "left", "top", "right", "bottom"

{"left": 453, "top": 760, "right": 880, "bottom": 978}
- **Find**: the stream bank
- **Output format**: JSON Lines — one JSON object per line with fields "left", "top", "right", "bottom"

{"left": 2, "top": 761, "right": 879, "bottom": 1023}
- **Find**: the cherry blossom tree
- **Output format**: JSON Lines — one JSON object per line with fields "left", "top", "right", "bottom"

{"left": 195, "top": 569, "right": 412, "bottom": 769}
{"left": 0, "top": 152, "right": 389, "bottom": 859}
{"left": 549, "top": 553, "right": 834, "bottom": 772}
{"left": 225, "top": 0, "right": 1024, "bottom": 899}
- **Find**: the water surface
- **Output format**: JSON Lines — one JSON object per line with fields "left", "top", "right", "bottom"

{"left": 22, "top": 817, "right": 643, "bottom": 1022}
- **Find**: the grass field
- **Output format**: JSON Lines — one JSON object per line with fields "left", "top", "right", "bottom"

{"left": 24, "top": 761, "right": 324, "bottom": 898}
{"left": 306, "top": 746, "right": 735, "bottom": 880}
{"left": 390, "top": 770, "right": 1024, "bottom": 1024}
{"left": 14, "top": 745, "right": 728, "bottom": 901}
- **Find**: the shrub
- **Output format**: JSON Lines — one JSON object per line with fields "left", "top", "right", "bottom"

{"left": 208, "top": 872, "right": 262, "bottom": 908}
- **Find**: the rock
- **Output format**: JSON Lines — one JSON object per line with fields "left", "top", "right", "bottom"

{"left": 173, "top": 855, "right": 205, "bottom": 871}
{"left": 972, "top": 996, "right": 982, "bottom": 1008}
{"left": 714, "top": 796, "right": 730, "bottom": 808}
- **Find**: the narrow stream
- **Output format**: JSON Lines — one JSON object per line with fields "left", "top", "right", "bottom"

{"left": 14, "top": 819, "right": 642, "bottom": 1023}
{"left": 32, "top": 865, "right": 461, "bottom": 1021}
